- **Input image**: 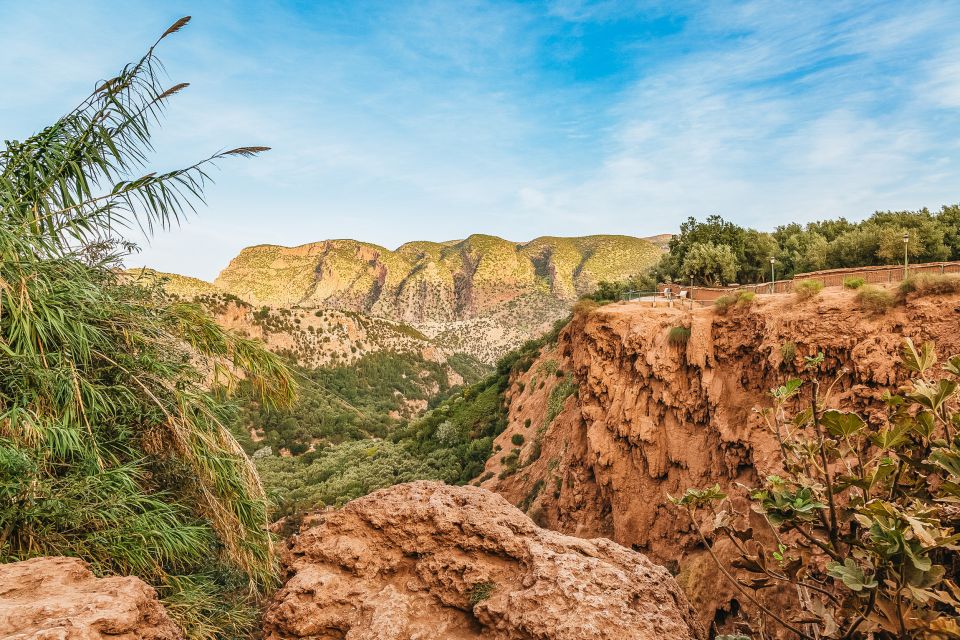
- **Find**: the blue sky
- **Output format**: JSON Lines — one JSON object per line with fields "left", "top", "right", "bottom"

{"left": 2, "top": 1, "right": 959, "bottom": 280}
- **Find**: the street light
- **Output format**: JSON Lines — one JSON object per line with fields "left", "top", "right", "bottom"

{"left": 769, "top": 256, "right": 776, "bottom": 293}
{"left": 903, "top": 232, "right": 910, "bottom": 281}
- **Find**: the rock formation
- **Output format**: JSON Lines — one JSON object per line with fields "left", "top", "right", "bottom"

{"left": 479, "top": 286, "right": 960, "bottom": 630}
{"left": 263, "top": 481, "right": 704, "bottom": 640}
{"left": 0, "top": 556, "right": 181, "bottom": 640}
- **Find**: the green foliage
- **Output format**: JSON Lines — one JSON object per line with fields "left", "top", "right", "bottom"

{"left": 589, "top": 273, "right": 658, "bottom": 302}
{"left": 0, "top": 19, "right": 293, "bottom": 638}
{"left": 469, "top": 581, "right": 496, "bottom": 606}
{"left": 714, "top": 290, "right": 755, "bottom": 314}
{"left": 843, "top": 276, "right": 866, "bottom": 289}
{"left": 546, "top": 375, "right": 578, "bottom": 425}
{"left": 233, "top": 351, "right": 482, "bottom": 456}
{"left": 899, "top": 273, "right": 960, "bottom": 298}
{"left": 794, "top": 278, "right": 824, "bottom": 300}
{"left": 656, "top": 207, "right": 960, "bottom": 288}
{"left": 511, "top": 433, "right": 526, "bottom": 446}
{"left": 681, "top": 241, "right": 739, "bottom": 286}
{"left": 256, "top": 440, "right": 452, "bottom": 513}
{"left": 674, "top": 340, "right": 960, "bottom": 639}
{"left": 780, "top": 341, "right": 797, "bottom": 364}
{"left": 251, "top": 325, "right": 567, "bottom": 516}
{"left": 856, "top": 284, "right": 896, "bottom": 314}
{"left": 668, "top": 326, "right": 691, "bottom": 347}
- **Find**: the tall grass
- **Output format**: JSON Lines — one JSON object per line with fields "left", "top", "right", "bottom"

{"left": 856, "top": 284, "right": 896, "bottom": 314}
{"left": 794, "top": 279, "right": 824, "bottom": 300}
{"left": 899, "top": 273, "right": 960, "bottom": 298}
{"left": 0, "top": 17, "right": 293, "bottom": 637}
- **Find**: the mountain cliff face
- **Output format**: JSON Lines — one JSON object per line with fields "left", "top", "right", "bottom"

{"left": 477, "top": 286, "right": 960, "bottom": 631}
{"left": 210, "top": 234, "right": 662, "bottom": 361}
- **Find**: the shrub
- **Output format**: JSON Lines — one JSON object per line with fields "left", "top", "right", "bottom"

{"left": 524, "top": 418, "right": 532, "bottom": 428}
{"left": 469, "top": 581, "right": 495, "bottom": 606}
{"left": 511, "top": 433, "right": 525, "bottom": 446}
{"left": 573, "top": 298, "right": 601, "bottom": 315}
{"left": 546, "top": 376, "right": 578, "bottom": 424}
{"left": 794, "top": 278, "right": 824, "bottom": 300}
{"left": 714, "top": 290, "right": 754, "bottom": 314}
{"left": 842, "top": 276, "right": 865, "bottom": 289}
{"left": 668, "top": 326, "right": 691, "bottom": 347}
{"left": 780, "top": 340, "right": 797, "bottom": 364}
{"left": 673, "top": 339, "right": 960, "bottom": 639}
{"left": 899, "top": 273, "right": 960, "bottom": 298}
{"left": 856, "top": 284, "right": 895, "bottom": 314}
{"left": 520, "top": 479, "right": 545, "bottom": 512}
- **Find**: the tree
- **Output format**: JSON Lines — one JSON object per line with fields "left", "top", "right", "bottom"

{"left": 681, "top": 241, "right": 739, "bottom": 286}
{"left": 0, "top": 17, "right": 293, "bottom": 638}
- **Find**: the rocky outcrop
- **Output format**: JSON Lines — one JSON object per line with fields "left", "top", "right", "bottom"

{"left": 0, "top": 556, "right": 181, "bottom": 640}
{"left": 263, "top": 481, "right": 704, "bottom": 640}
{"left": 479, "top": 286, "right": 960, "bottom": 630}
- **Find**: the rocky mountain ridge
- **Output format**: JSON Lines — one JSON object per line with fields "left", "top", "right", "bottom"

{"left": 133, "top": 233, "right": 664, "bottom": 362}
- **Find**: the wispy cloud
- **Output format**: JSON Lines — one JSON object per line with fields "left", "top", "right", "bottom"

{"left": 1, "top": 1, "right": 957, "bottom": 279}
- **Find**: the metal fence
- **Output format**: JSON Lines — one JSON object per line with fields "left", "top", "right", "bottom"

{"left": 643, "top": 260, "right": 960, "bottom": 303}
{"left": 620, "top": 290, "right": 708, "bottom": 308}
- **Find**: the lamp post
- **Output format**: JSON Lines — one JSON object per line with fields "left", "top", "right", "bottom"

{"left": 769, "top": 256, "right": 776, "bottom": 294}
{"left": 903, "top": 232, "right": 910, "bottom": 281}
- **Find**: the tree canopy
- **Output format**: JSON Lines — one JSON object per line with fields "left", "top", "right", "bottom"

{"left": 655, "top": 206, "right": 960, "bottom": 286}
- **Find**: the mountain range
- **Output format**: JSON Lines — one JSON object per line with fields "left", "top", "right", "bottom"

{"left": 139, "top": 233, "right": 665, "bottom": 362}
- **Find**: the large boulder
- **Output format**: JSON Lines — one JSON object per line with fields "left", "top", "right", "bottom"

{"left": 0, "top": 556, "right": 181, "bottom": 640}
{"left": 263, "top": 481, "right": 704, "bottom": 640}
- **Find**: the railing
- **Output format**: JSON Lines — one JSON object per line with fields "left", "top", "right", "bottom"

{"left": 651, "top": 260, "right": 960, "bottom": 303}
{"left": 620, "top": 290, "right": 707, "bottom": 309}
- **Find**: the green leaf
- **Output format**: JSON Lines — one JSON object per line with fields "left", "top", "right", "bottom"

{"left": 928, "top": 448, "right": 960, "bottom": 478}
{"left": 826, "top": 558, "right": 877, "bottom": 592}
{"left": 943, "top": 355, "right": 960, "bottom": 377}
{"left": 771, "top": 378, "right": 802, "bottom": 399}
{"left": 908, "top": 379, "right": 958, "bottom": 412}
{"left": 902, "top": 338, "right": 937, "bottom": 374}
{"left": 821, "top": 410, "right": 866, "bottom": 438}
{"left": 669, "top": 484, "right": 726, "bottom": 508}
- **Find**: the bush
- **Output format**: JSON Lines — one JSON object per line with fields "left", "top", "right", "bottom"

{"left": 856, "top": 284, "right": 895, "bottom": 314}
{"left": 842, "top": 276, "right": 865, "bottom": 289}
{"left": 469, "top": 581, "right": 495, "bottom": 606}
{"left": 794, "top": 278, "right": 824, "bottom": 300}
{"left": 668, "top": 326, "right": 691, "bottom": 347}
{"left": 899, "top": 273, "right": 960, "bottom": 298}
{"left": 673, "top": 339, "right": 960, "bottom": 639}
{"left": 511, "top": 433, "right": 525, "bottom": 446}
{"left": 573, "top": 298, "right": 601, "bottom": 315}
{"left": 714, "top": 290, "right": 754, "bottom": 314}
{"left": 780, "top": 341, "right": 797, "bottom": 364}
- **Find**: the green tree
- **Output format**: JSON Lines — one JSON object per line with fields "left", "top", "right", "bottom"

{"left": 681, "top": 241, "right": 739, "bottom": 285}
{"left": 0, "top": 18, "right": 293, "bottom": 638}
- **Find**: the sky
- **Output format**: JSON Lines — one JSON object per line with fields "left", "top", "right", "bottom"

{"left": 1, "top": 1, "right": 959, "bottom": 280}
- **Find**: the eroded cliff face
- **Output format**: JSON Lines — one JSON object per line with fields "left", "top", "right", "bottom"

{"left": 479, "top": 287, "right": 960, "bottom": 630}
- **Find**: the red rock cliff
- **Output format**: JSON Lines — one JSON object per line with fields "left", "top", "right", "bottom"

{"left": 479, "top": 286, "right": 960, "bottom": 630}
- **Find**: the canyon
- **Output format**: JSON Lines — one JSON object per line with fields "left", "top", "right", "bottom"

{"left": 479, "top": 285, "right": 960, "bottom": 631}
